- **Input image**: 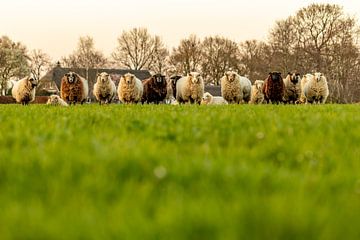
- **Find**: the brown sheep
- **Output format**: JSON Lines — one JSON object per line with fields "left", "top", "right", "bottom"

{"left": 263, "top": 72, "right": 285, "bottom": 104}
{"left": 141, "top": 74, "right": 168, "bottom": 104}
{"left": 60, "top": 72, "right": 89, "bottom": 105}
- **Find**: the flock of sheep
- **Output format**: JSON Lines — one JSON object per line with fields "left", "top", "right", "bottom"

{"left": 9, "top": 70, "right": 329, "bottom": 106}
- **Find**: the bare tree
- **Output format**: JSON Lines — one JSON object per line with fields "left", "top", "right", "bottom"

{"left": 29, "top": 49, "right": 52, "bottom": 81}
{"left": 148, "top": 36, "right": 169, "bottom": 74}
{"left": 112, "top": 28, "right": 167, "bottom": 71}
{"left": 169, "top": 34, "right": 203, "bottom": 75}
{"left": 200, "top": 36, "right": 240, "bottom": 85}
{"left": 239, "top": 40, "right": 271, "bottom": 81}
{"left": 0, "top": 36, "right": 29, "bottom": 95}
{"left": 62, "top": 36, "right": 108, "bottom": 69}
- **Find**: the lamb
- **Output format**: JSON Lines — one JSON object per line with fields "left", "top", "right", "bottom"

{"left": 60, "top": 72, "right": 89, "bottom": 105}
{"left": 46, "top": 94, "right": 69, "bottom": 106}
{"left": 117, "top": 73, "right": 144, "bottom": 104}
{"left": 283, "top": 72, "right": 301, "bottom": 104}
{"left": 220, "top": 71, "right": 251, "bottom": 104}
{"left": 201, "top": 92, "right": 228, "bottom": 105}
{"left": 11, "top": 75, "right": 38, "bottom": 105}
{"left": 141, "top": 74, "right": 168, "bottom": 104}
{"left": 93, "top": 72, "right": 116, "bottom": 104}
{"left": 301, "top": 72, "right": 329, "bottom": 104}
{"left": 176, "top": 72, "right": 204, "bottom": 104}
{"left": 263, "top": 72, "right": 285, "bottom": 104}
{"left": 249, "top": 80, "right": 265, "bottom": 104}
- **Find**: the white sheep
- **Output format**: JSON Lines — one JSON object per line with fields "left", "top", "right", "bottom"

{"left": 117, "top": 73, "right": 143, "bottom": 104}
{"left": 46, "top": 94, "right": 69, "bottom": 106}
{"left": 249, "top": 80, "right": 265, "bottom": 104}
{"left": 220, "top": 71, "right": 251, "bottom": 104}
{"left": 93, "top": 72, "right": 116, "bottom": 104}
{"left": 201, "top": 92, "right": 228, "bottom": 105}
{"left": 11, "top": 75, "right": 38, "bottom": 105}
{"left": 176, "top": 72, "right": 204, "bottom": 104}
{"left": 0, "top": 78, "right": 17, "bottom": 96}
{"left": 283, "top": 72, "right": 301, "bottom": 104}
{"left": 301, "top": 73, "right": 329, "bottom": 104}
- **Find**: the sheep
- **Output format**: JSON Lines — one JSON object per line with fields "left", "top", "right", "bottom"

{"left": 93, "top": 72, "right": 116, "bottom": 105}
{"left": 263, "top": 72, "right": 285, "bottom": 104}
{"left": 0, "top": 78, "right": 17, "bottom": 96}
{"left": 141, "top": 74, "right": 168, "bottom": 104}
{"left": 220, "top": 71, "right": 251, "bottom": 104}
{"left": 11, "top": 75, "right": 38, "bottom": 105}
{"left": 176, "top": 72, "right": 204, "bottom": 104}
{"left": 249, "top": 80, "right": 265, "bottom": 104}
{"left": 60, "top": 72, "right": 89, "bottom": 105}
{"left": 201, "top": 92, "right": 228, "bottom": 105}
{"left": 283, "top": 72, "right": 301, "bottom": 104}
{"left": 301, "top": 72, "right": 329, "bottom": 104}
{"left": 117, "top": 73, "right": 144, "bottom": 104}
{"left": 46, "top": 94, "right": 69, "bottom": 106}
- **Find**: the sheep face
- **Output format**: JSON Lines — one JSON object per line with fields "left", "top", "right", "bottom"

{"left": 225, "top": 71, "right": 237, "bottom": 82}
{"left": 27, "top": 76, "right": 38, "bottom": 88}
{"left": 153, "top": 74, "right": 166, "bottom": 85}
{"left": 123, "top": 73, "right": 135, "bottom": 86}
{"left": 65, "top": 72, "right": 78, "bottom": 84}
{"left": 314, "top": 72, "right": 323, "bottom": 82}
{"left": 97, "top": 72, "right": 110, "bottom": 84}
{"left": 269, "top": 72, "right": 282, "bottom": 81}
{"left": 288, "top": 72, "right": 301, "bottom": 84}
{"left": 189, "top": 72, "right": 202, "bottom": 84}
{"left": 202, "top": 92, "right": 212, "bottom": 102}
{"left": 47, "top": 95, "right": 60, "bottom": 104}
{"left": 254, "top": 80, "right": 264, "bottom": 90}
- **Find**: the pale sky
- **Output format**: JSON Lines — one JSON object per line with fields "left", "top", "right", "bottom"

{"left": 1, "top": 0, "right": 360, "bottom": 61}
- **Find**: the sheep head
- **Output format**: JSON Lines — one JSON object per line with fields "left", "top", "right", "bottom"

{"left": 269, "top": 72, "right": 282, "bottom": 81}
{"left": 188, "top": 72, "right": 202, "bottom": 84}
{"left": 97, "top": 72, "right": 110, "bottom": 84}
{"left": 153, "top": 74, "right": 166, "bottom": 85}
{"left": 202, "top": 92, "right": 213, "bottom": 104}
{"left": 288, "top": 72, "right": 301, "bottom": 84}
{"left": 314, "top": 72, "right": 324, "bottom": 82}
{"left": 27, "top": 75, "right": 38, "bottom": 89}
{"left": 123, "top": 73, "right": 135, "bottom": 85}
{"left": 65, "top": 72, "right": 78, "bottom": 84}
{"left": 254, "top": 80, "right": 264, "bottom": 91}
{"left": 225, "top": 71, "right": 237, "bottom": 82}
{"left": 47, "top": 95, "right": 60, "bottom": 104}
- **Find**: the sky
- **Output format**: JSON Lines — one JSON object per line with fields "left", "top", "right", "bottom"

{"left": 1, "top": 0, "right": 360, "bottom": 61}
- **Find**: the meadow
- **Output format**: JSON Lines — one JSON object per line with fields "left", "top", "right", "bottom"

{"left": 0, "top": 104, "right": 359, "bottom": 239}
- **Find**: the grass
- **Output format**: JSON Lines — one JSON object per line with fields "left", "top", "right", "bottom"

{"left": 0, "top": 104, "right": 359, "bottom": 239}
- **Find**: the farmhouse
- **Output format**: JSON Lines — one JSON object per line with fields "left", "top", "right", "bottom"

{"left": 37, "top": 63, "right": 152, "bottom": 99}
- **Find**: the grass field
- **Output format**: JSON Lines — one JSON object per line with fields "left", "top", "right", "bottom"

{"left": 0, "top": 104, "right": 359, "bottom": 239}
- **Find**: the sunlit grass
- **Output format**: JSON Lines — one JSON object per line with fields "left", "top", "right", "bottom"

{"left": 0, "top": 104, "right": 359, "bottom": 239}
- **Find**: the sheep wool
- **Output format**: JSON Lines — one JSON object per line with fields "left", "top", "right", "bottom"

{"left": 220, "top": 71, "right": 251, "bottom": 104}
{"left": 249, "top": 80, "right": 265, "bottom": 104}
{"left": 283, "top": 72, "right": 301, "bottom": 104}
{"left": 93, "top": 72, "right": 116, "bottom": 104}
{"left": 118, "top": 73, "right": 143, "bottom": 103}
{"left": 176, "top": 72, "right": 204, "bottom": 104}
{"left": 201, "top": 92, "right": 228, "bottom": 105}
{"left": 60, "top": 72, "right": 89, "bottom": 105}
{"left": 46, "top": 94, "right": 69, "bottom": 106}
{"left": 302, "top": 72, "right": 329, "bottom": 104}
{"left": 11, "top": 75, "right": 38, "bottom": 105}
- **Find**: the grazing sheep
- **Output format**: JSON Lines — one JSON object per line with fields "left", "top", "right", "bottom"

{"left": 46, "top": 94, "right": 69, "bottom": 106}
{"left": 176, "top": 72, "right": 204, "bottom": 104}
{"left": 263, "top": 72, "right": 285, "bottom": 104}
{"left": 142, "top": 74, "right": 168, "bottom": 104}
{"left": 93, "top": 72, "right": 116, "bottom": 104}
{"left": 301, "top": 72, "right": 329, "bottom": 104}
{"left": 201, "top": 92, "right": 228, "bottom": 105}
{"left": 283, "top": 72, "right": 301, "bottom": 104}
{"left": 60, "top": 72, "right": 89, "bottom": 105}
{"left": 249, "top": 80, "right": 265, "bottom": 104}
{"left": 117, "top": 73, "right": 144, "bottom": 104}
{"left": 220, "top": 71, "right": 251, "bottom": 104}
{"left": 11, "top": 75, "right": 38, "bottom": 105}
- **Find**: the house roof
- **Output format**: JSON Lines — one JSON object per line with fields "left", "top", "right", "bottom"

{"left": 39, "top": 65, "right": 152, "bottom": 98}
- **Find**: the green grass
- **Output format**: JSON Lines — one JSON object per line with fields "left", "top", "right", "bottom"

{"left": 0, "top": 104, "right": 359, "bottom": 239}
